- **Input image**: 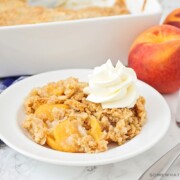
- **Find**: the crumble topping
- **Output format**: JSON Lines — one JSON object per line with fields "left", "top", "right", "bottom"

{"left": 22, "top": 77, "right": 146, "bottom": 153}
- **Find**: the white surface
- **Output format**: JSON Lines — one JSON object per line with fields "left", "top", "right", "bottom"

{"left": 0, "top": 0, "right": 162, "bottom": 77}
{"left": 175, "top": 91, "right": 180, "bottom": 123}
{"left": 0, "top": 69, "right": 171, "bottom": 166}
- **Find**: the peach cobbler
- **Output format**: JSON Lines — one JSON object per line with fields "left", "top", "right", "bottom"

{"left": 0, "top": 0, "right": 129, "bottom": 26}
{"left": 22, "top": 60, "right": 146, "bottom": 153}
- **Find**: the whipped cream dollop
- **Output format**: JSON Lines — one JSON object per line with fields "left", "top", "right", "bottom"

{"left": 57, "top": 0, "right": 115, "bottom": 9}
{"left": 84, "top": 60, "right": 139, "bottom": 109}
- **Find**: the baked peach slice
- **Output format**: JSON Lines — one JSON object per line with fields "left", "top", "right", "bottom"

{"left": 46, "top": 84, "right": 64, "bottom": 96}
{"left": 35, "top": 104, "right": 68, "bottom": 121}
{"left": 89, "top": 116, "right": 102, "bottom": 141}
{"left": 46, "top": 119, "right": 81, "bottom": 152}
{"left": 46, "top": 117, "right": 103, "bottom": 152}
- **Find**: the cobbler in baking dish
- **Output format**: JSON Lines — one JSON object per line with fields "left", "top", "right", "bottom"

{"left": 0, "top": 0, "right": 129, "bottom": 26}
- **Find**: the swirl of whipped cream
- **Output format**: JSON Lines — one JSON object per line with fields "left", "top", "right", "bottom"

{"left": 84, "top": 60, "right": 139, "bottom": 109}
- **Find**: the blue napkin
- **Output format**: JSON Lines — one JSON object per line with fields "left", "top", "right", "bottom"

{"left": 0, "top": 76, "right": 28, "bottom": 93}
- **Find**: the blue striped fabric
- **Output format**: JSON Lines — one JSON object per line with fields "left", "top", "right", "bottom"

{"left": 0, "top": 76, "right": 28, "bottom": 93}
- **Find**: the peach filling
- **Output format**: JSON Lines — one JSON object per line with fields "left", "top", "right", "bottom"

{"left": 35, "top": 104, "right": 102, "bottom": 152}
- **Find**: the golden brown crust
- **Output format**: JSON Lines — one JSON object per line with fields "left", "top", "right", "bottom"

{"left": 0, "top": 0, "right": 26, "bottom": 13}
{"left": 0, "top": 0, "right": 129, "bottom": 26}
{"left": 22, "top": 77, "right": 146, "bottom": 153}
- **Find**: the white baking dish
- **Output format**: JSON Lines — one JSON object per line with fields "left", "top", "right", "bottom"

{"left": 0, "top": 0, "right": 162, "bottom": 77}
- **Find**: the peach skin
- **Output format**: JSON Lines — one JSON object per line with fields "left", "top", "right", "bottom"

{"left": 164, "top": 8, "right": 180, "bottom": 29}
{"left": 128, "top": 25, "right": 180, "bottom": 94}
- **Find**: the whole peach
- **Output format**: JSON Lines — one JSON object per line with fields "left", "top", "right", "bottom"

{"left": 128, "top": 25, "right": 180, "bottom": 94}
{"left": 164, "top": 8, "right": 180, "bottom": 29}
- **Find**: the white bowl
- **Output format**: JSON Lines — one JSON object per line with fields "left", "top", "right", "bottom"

{"left": 0, "top": 69, "right": 171, "bottom": 166}
{"left": 0, "top": 0, "right": 162, "bottom": 77}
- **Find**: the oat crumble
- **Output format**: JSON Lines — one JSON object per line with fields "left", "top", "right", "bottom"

{"left": 22, "top": 77, "right": 146, "bottom": 153}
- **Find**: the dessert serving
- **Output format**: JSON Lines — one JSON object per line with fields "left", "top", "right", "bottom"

{"left": 22, "top": 60, "right": 146, "bottom": 153}
{"left": 0, "top": 0, "right": 129, "bottom": 26}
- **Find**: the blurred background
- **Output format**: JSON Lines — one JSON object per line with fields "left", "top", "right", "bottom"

{"left": 159, "top": 0, "right": 180, "bottom": 19}
{"left": 28, "top": 0, "right": 180, "bottom": 19}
